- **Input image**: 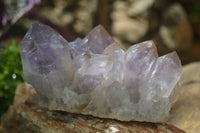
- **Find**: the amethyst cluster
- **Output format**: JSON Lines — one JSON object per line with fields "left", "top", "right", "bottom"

{"left": 19, "top": 23, "right": 182, "bottom": 122}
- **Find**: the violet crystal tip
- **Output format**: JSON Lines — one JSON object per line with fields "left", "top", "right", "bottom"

{"left": 19, "top": 22, "right": 182, "bottom": 122}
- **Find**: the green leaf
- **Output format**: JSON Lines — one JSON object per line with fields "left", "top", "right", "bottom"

{"left": 0, "top": 40, "right": 24, "bottom": 116}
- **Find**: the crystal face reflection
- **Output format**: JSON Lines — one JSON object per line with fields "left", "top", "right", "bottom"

{"left": 19, "top": 23, "right": 182, "bottom": 122}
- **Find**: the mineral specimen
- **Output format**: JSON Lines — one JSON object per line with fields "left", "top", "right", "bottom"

{"left": 19, "top": 23, "right": 182, "bottom": 122}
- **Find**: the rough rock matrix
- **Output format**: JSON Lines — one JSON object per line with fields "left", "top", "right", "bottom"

{"left": 19, "top": 23, "right": 182, "bottom": 122}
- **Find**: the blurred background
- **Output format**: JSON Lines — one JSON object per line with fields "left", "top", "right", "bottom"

{"left": 0, "top": 0, "right": 200, "bottom": 117}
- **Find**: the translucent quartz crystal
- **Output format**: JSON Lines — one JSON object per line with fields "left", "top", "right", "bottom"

{"left": 19, "top": 23, "right": 182, "bottom": 122}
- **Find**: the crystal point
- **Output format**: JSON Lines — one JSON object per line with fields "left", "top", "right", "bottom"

{"left": 19, "top": 23, "right": 182, "bottom": 122}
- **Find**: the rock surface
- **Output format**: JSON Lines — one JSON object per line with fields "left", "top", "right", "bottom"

{"left": 168, "top": 62, "right": 200, "bottom": 133}
{"left": 19, "top": 23, "right": 182, "bottom": 122}
{"left": 0, "top": 83, "right": 186, "bottom": 133}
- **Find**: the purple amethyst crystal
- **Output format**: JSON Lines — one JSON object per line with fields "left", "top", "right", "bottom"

{"left": 19, "top": 23, "right": 182, "bottom": 122}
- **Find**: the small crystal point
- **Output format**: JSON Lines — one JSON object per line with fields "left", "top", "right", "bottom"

{"left": 138, "top": 51, "right": 182, "bottom": 122}
{"left": 20, "top": 23, "right": 182, "bottom": 122}
{"left": 124, "top": 41, "right": 158, "bottom": 91}
{"left": 69, "top": 25, "right": 114, "bottom": 58}
{"left": 20, "top": 22, "right": 73, "bottom": 101}
{"left": 86, "top": 25, "right": 114, "bottom": 54}
{"left": 150, "top": 51, "right": 182, "bottom": 97}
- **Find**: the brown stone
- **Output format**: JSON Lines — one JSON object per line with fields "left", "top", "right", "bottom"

{"left": 0, "top": 83, "right": 185, "bottom": 133}
{"left": 111, "top": 0, "right": 149, "bottom": 44}
{"left": 158, "top": 3, "right": 193, "bottom": 51}
{"left": 168, "top": 62, "right": 200, "bottom": 133}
